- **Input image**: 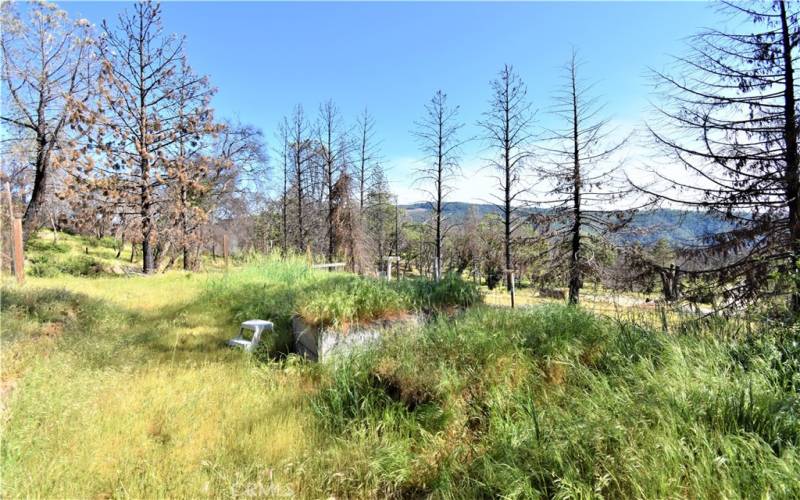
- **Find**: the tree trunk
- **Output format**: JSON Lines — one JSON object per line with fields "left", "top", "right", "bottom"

{"left": 282, "top": 160, "right": 288, "bottom": 257}
{"left": 183, "top": 245, "right": 191, "bottom": 271}
{"left": 504, "top": 106, "right": 513, "bottom": 292}
{"left": 141, "top": 181, "right": 154, "bottom": 274}
{"left": 21, "top": 138, "right": 51, "bottom": 247}
{"left": 296, "top": 153, "right": 304, "bottom": 251}
{"left": 328, "top": 186, "right": 334, "bottom": 263}
{"left": 568, "top": 70, "right": 582, "bottom": 306}
{"left": 780, "top": 1, "right": 800, "bottom": 313}
{"left": 116, "top": 234, "right": 125, "bottom": 259}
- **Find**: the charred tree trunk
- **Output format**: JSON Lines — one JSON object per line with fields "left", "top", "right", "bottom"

{"left": 141, "top": 178, "right": 154, "bottom": 274}
{"left": 780, "top": 1, "right": 800, "bottom": 313}
{"left": 21, "top": 136, "right": 51, "bottom": 246}
{"left": 568, "top": 76, "right": 582, "bottom": 306}
{"left": 658, "top": 264, "right": 681, "bottom": 302}
{"left": 504, "top": 109, "right": 513, "bottom": 292}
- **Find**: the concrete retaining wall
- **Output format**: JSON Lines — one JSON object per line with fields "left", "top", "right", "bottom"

{"left": 292, "top": 314, "right": 421, "bottom": 362}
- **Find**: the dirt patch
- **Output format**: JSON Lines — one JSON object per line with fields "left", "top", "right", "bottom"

{"left": 0, "top": 380, "right": 18, "bottom": 416}
{"left": 543, "top": 360, "right": 567, "bottom": 385}
{"left": 371, "top": 358, "right": 437, "bottom": 410}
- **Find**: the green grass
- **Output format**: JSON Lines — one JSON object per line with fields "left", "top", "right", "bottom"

{"left": 2, "top": 232, "right": 799, "bottom": 498}
{"left": 303, "top": 306, "right": 800, "bottom": 498}
{"left": 1, "top": 246, "right": 317, "bottom": 497}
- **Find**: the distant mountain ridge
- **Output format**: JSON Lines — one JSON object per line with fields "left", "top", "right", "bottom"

{"left": 399, "top": 202, "right": 732, "bottom": 246}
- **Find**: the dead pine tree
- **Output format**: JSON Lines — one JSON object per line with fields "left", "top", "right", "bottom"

{"left": 355, "top": 107, "right": 380, "bottom": 211}
{"left": 637, "top": 1, "right": 800, "bottom": 312}
{"left": 164, "top": 59, "right": 221, "bottom": 271}
{"left": 288, "top": 105, "right": 313, "bottom": 251}
{"left": 537, "top": 50, "right": 629, "bottom": 305}
{"left": 73, "top": 1, "right": 188, "bottom": 273}
{"left": 479, "top": 65, "right": 535, "bottom": 293}
{"left": 413, "top": 90, "right": 466, "bottom": 281}
{"left": 317, "top": 100, "right": 350, "bottom": 263}
{"left": 276, "top": 118, "right": 290, "bottom": 257}
{"left": 0, "top": 1, "right": 94, "bottom": 246}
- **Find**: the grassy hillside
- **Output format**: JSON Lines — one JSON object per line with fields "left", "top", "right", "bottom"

{"left": 1, "top": 233, "right": 798, "bottom": 498}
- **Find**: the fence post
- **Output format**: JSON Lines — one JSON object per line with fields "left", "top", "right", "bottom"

{"left": 659, "top": 303, "right": 669, "bottom": 333}
{"left": 11, "top": 217, "right": 24, "bottom": 285}
{"left": 222, "top": 234, "right": 229, "bottom": 269}
{"left": 4, "top": 183, "right": 24, "bottom": 285}
{"left": 507, "top": 269, "right": 516, "bottom": 309}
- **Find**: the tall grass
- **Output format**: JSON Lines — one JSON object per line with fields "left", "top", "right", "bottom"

{"left": 303, "top": 305, "right": 800, "bottom": 498}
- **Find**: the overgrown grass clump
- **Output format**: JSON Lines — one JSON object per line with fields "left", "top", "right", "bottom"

{"left": 204, "top": 257, "right": 481, "bottom": 353}
{"left": 304, "top": 305, "right": 800, "bottom": 498}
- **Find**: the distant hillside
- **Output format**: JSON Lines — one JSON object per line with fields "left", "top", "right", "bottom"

{"left": 399, "top": 202, "right": 732, "bottom": 247}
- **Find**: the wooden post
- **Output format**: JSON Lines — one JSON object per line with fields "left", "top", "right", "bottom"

{"left": 306, "top": 245, "right": 313, "bottom": 266}
{"left": 4, "top": 182, "right": 13, "bottom": 218}
{"left": 222, "top": 234, "right": 230, "bottom": 269}
{"left": 507, "top": 269, "right": 516, "bottom": 309}
{"left": 11, "top": 217, "right": 24, "bottom": 285}
{"left": 4, "top": 183, "right": 24, "bottom": 284}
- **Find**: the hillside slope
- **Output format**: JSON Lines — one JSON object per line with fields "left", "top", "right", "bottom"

{"left": 400, "top": 202, "right": 732, "bottom": 245}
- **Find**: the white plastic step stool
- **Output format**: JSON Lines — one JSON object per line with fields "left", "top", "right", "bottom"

{"left": 227, "top": 320, "right": 273, "bottom": 353}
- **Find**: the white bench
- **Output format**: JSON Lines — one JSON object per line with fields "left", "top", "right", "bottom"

{"left": 227, "top": 320, "right": 273, "bottom": 353}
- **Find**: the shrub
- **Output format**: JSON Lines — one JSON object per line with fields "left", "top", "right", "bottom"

{"left": 59, "top": 255, "right": 103, "bottom": 276}
{"left": 26, "top": 239, "right": 70, "bottom": 254}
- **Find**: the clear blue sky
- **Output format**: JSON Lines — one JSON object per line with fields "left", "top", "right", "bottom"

{"left": 61, "top": 1, "right": 721, "bottom": 203}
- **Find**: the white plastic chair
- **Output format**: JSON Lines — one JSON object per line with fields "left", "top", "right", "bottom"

{"left": 227, "top": 319, "right": 273, "bottom": 353}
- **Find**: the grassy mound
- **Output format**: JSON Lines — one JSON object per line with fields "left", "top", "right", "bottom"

{"left": 203, "top": 255, "right": 481, "bottom": 355}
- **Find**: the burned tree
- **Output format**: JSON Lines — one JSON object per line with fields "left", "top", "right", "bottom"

{"left": 276, "top": 118, "right": 290, "bottom": 256}
{"left": 537, "top": 51, "right": 629, "bottom": 305}
{"left": 164, "top": 59, "right": 221, "bottom": 271}
{"left": 317, "top": 100, "right": 350, "bottom": 263}
{"left": 479, "top": 65, "right": 535, "bottom": 291}
{"left": 366, "top": 166, "right": 394, "bottom": 272}
{"left": 355, "top": 107, "right": 380, "bottom": 210}
{"left": 0, "top": 1, "right": 93, "bottom": 245}
{"left": 73, "top": 1, "right": 191, "bottom": 273}
{"left": 413, "top": 90, "right": 466, "bottom": 281}
{"left": 641, "top": 1, "right": 800, "bottom": 312}
{"left": 288, "top": 104, "right": 313, "bottom": 251}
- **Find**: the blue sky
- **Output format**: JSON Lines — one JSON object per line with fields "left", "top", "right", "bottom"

{"left": 60, "top": 1, "right": 721, "bottom": 203}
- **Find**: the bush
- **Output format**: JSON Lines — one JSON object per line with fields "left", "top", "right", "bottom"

{"left": 59, "top": 255, "right": 103, "bottom": 276}
{"left": 26, "top": 239, "right": 70, "bottom": 254}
